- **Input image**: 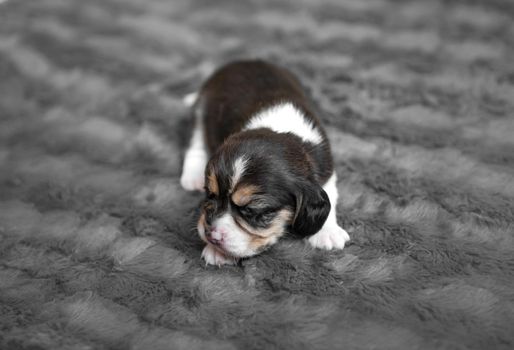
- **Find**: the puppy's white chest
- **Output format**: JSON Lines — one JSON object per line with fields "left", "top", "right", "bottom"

{"left": 244, "top": 103, "right": 323, "bottom": 145}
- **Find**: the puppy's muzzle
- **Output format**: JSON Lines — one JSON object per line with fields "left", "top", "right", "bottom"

{"left": 205, "top": 226, "right": 225, "bottom": 247}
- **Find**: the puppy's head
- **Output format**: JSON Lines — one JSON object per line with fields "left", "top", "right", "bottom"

{"left": 197, "top": 131, "right": 331, "bottom": 258}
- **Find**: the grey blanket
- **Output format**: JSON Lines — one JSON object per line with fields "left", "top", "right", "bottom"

{"left": 1, "top": 0, "right": 513, "bottom": 349}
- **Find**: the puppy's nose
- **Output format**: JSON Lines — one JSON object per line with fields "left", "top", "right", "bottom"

{"left": 206, "top": 226, "right": 224, "bottom": 245}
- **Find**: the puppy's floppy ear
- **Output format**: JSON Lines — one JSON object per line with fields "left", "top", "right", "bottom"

{"left": 292, "top": 182, "right": 331, "bottom": 237}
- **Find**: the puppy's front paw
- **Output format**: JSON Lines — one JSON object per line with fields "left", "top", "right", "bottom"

{"left": 201, "top": 244, "right": 237, "bottom": 266}
{"left": 308, "top": 225, "right": 350, "bottom": 250}
{"left": 180, "top": 152, "right": 207, "bottom": 191}
{"left": 180, "top": 173, "right": 205, "bottom": 192}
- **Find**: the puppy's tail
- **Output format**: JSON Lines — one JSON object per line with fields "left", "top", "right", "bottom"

{"left": 182, "top": 92, "right": 198, "bottom": 107}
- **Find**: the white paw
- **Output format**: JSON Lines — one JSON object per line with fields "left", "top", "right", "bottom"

{"left": 180, "top": 151, "right": 207, "bottom": 191}
{"left": 180, "top": 173, "right": 205, "bottom": 191}
{"left": 183, "top": 92, "right": 198, "bottom": 107}
{"left": 201, "top": 244, "right": 237, "bottom": 266}
{"left": 308, "top": 225, "right": 350, "bottom": 250}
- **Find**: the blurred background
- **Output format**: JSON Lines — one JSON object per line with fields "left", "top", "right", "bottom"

{"left": 1, "top": 0, "right": 513, "bottom": 349}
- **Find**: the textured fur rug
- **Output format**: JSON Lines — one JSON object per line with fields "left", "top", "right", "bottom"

{"left": 1, "top": 0, "right": 514, "bottom": 349}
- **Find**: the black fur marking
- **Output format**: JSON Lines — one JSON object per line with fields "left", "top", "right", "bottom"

{"left": 291, "top": 182, "right": 331, "bottom": 237}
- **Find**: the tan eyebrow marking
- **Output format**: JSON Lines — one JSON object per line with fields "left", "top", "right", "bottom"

{"left": 207, "top": 171, "right": 219, "bottom": 195}
{"left": 231, "top": 184, "right": 259, "bottom": 206}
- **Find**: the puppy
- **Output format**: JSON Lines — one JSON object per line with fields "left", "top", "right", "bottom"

{"left": 180, "top": 60, "right": 350, "bottom": 266}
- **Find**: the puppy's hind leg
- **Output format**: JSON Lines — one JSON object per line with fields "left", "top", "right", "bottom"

{"left": 308, "top": 172, "right": 350, "bottom": 250}
{"left": 180, "top": 95, "right": 208, "bottom": 191}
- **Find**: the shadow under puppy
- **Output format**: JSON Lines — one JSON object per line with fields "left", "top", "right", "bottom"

{"left": 180, "top": 60, "right": 350, "bottom": 266}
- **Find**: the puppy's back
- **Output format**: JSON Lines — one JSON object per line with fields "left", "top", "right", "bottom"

{"left": 199, "top": 60, "right": 321, "bottom": 152}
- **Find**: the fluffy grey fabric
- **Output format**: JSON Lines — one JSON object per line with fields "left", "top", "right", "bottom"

{"left": 1, "top": 0, "right": 514, "bottom": 349}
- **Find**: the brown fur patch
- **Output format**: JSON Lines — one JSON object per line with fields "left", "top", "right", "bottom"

{"left": 232, "top": 185, "right": 259, "bottom": 206}
{"left": 207, "top": 172, "right": 219, "bottom": 195}
{"left": 197, "top": 212, "right": 208, "bottom": 244}
{"left": 233, "top": 217, "right": 274, "bottom": 250}
{"left": 249, "top": 235, "right": 271, "bottom": 251}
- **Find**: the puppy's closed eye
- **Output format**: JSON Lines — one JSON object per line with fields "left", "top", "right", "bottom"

{"left": 235, "top": 197, "right": 272, "bottom": 214}
{"left": 238, "top": 205, "right": 256, "bottom": 216}
{"left": 237, "top": 203, "right": 278, "bottom": 228}
{"left": 238, "top": 203, "right": 269, "bottom": 217}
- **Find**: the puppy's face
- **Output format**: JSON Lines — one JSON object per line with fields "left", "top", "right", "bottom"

{"left": 198, "top": 156, "right": 294, "bottom": 258}
{"left": 197, "top": 133, "right": 331, "bottom": 258}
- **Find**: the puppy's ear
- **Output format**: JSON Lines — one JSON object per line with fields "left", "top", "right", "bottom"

{"left": 292, "top": 182, "right": 331, "bottom": 237}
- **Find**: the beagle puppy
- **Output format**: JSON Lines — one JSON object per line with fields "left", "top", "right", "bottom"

{"left": 180, "top": 60, "right": 349, "bottom": 266}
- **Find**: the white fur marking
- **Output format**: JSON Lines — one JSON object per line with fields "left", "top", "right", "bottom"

{"left": 231, "top": 156, "right": 248, "bottom": 190}
{"left": 308, "top": 172, "right": 350, "bottom": 250}
{"left": 182, "top": 92, "right": 198, "bottom": 107}
{"left": 201, "top": 244, "right": 236, "bottom": 266}
{"left": 213, "top": 213, "right": 254, "bottom": 257}
{"left": 180, "top": 101, "right": 207, "bottom": 191}
{"left": 308, "top": 225, "right": 349, "bottom": 250}
{"left": 245, "top": 103, "right": 323, "bottom": 144}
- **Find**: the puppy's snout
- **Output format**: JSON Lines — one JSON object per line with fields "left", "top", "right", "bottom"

{"left": 206, "top": 226, "right": 225, "bottom": 246}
